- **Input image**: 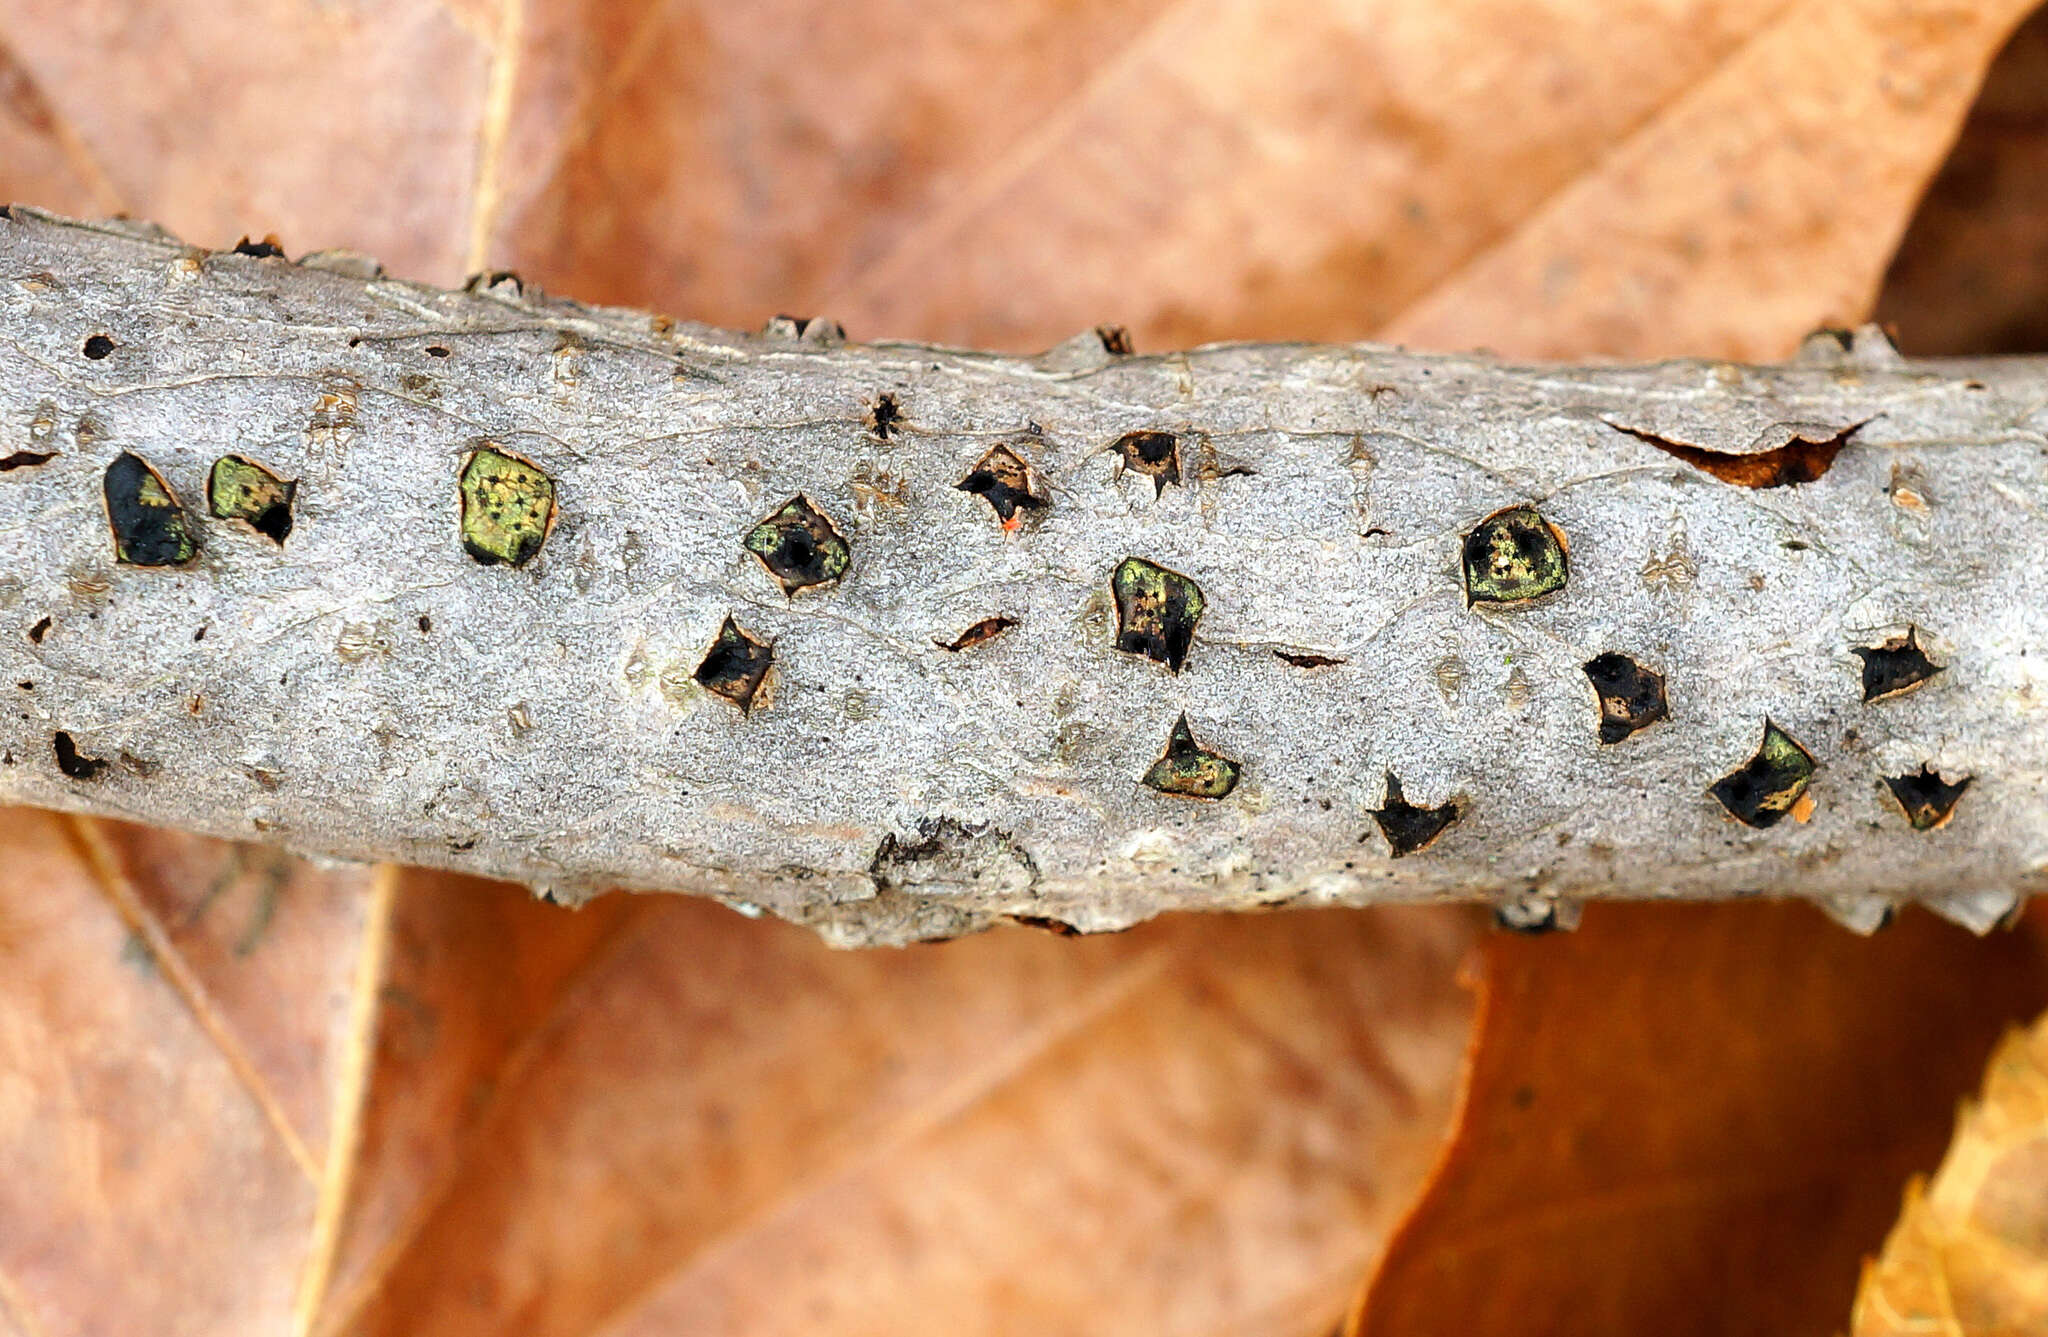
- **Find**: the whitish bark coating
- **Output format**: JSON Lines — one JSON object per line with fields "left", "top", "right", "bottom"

{"left": 1, "top": 207, "right": 2042, "bottom": 945}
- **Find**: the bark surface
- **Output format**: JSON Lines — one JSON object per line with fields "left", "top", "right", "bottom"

{"left": 1, "top": 207, "right": 2041, "bottom": 944}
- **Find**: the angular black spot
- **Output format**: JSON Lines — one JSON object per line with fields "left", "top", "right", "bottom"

{"left": 27, "top": 616, "right": 50, "bottom": 645}
{"left": 937, "top": 616, "right": 1018, "bottom": 652}
{"left": 103, "top": 451, "right": 199, "bottom": 566}
{"left": 1710, "top": 721, "right": 1816, "bottom": 829}
{"left": 957, "top": 444, "right": 1045, "bottom": 527}
{"left": 1853, "top": 627, "right": 1943, "bottom": 702}
{"left": 0, "top": 450, "right": 56, "bottom": 471}
{"left": 1583, "top": 653, "right": 1669, "bottom": 743}
{"left": 425, "top": 344, "right": 452, "bottom": 358}
{"left": 1111, "top": 557, "right": 1204, "bottom": 673}
{"left": 53, "top": 731, "right": 107, "bottom": 780}
{"left": 868, "top": 392, "right": 902, "bottom": 440}
{"left": 693, "top": 615, "right": 774, "bottom": 713}
{"left": 232, "top": 236, "right": 286, "bottom": 259}
{"left": 1372, "top": 773, "right": 1459, "bottom": 857}
{"left": 1112, "top": 430, "right": 1181, "bottom": 495}
{"left": 742, "top": 495, "right": 851, "bottom": 595}
{"left": 1884, "top": 765, "right": 1971, "bottom": 831}
{"left": 82, "top": 333, "right": 116, "bottom": 360}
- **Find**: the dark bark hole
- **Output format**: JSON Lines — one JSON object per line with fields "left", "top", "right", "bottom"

{"left": 1372, "top": 773, "right": 1460, "bottom": 857}
{"left": 233, "top": 236, "right": 286, "bottom": 258}
{"left": 1275, "top": 649, "right": 1346, "bottom": 668}
{"left": 104, "top": 451, "right": 199, "bottom": 566}
{"left": 426, "top": 345, "right": 451, "bottom": 358}
{"left": 1853, "top": 627, "right": 1943, "bottom": 701}
{"left": 693, "top": 615, "right": 774, "bottom": 713}
{"left": 27, "top": 616, "right": 50, "bottom": 644}
{"left": 867, "top": 392, "right": 902, "bottom": 440}
{"left": 1583, "top": 653, "right": 1669, "bottom": 743}
{"left": 53, "top": 731, "right": 107, "bottom": 780}
{"left": 208, "top": 455, "right": 296, "bottom": 545}
{"left": 1095, "top": 325, "right": 1133, "bottom": 355}
{"left": 1711, "top": 721, "right": 1816, "bottom": 828}
{"left": 742, "top": 495, "right": 850, "bottom": 595}
{"left": 82, "top": 334, "right": 116, "bottom": 360}
{"left": 0, "top": 450, "right": 56, "bottom": 471}
{"left": 1884, "top": 765, "right": 1972, "bottom": 831}
{"left": 417, "top": 615, "right": 432, "bottom": 634}
{"left": 1112, "top": 430, "right": 1181, "bottom": 495}
{"left": 1141, "top": 714, "right": 1240, "bottom": 799}
{"left": 957, "top": 445, "right": 1045, "bottom": 528}
{"left": 1461, "top": 505, "right": 1568, "bottom": 605}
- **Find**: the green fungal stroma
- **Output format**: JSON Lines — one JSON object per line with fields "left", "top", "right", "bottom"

{"left": 1141, "top": 714, "right": 1240, "bottom": 799}
{"left": 459, "top": 446, "right": 557, "bottom": 568}
{"left": 1461, "top": 504, "right": 1569, "bottom": 605}
{"left": 207, "top": 455, "right": 296, "bottom": 543}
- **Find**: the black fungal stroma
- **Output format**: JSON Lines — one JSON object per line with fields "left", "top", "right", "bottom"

{"left": 1110, "top": 557, "right": 1205, "bottom": 673}
{"left": 1372, "top": 774, "right": 1459, "bottom": 857}
{"left": 1582, "top": 653, "right": 1668, "bottom": 743}
{"left": 103, "top": 451, "right": 199, "bottom": 566}
{"left": 693, "top": 616, "right": 774, "bottom": 713}
{"left": 956, "top": 445, "right": 1045, "bottom": 528}
{"left": 1112, "top": 430, "right": 1181, "bottom": 495}
{"left": 1884, "top": 765, "right": 1971, "bottom": 831}
{"left": 1710, "top": 721, "right": 1816, "bottom": 829}
{"left": 1853, "top": 627, "right": 1943, "bottom": 702}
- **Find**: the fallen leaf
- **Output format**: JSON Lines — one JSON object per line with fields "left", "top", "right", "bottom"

{"left": 0, "top": 810, "right": 378, "bottom": 1335}
{"left": 1848, "top": 905, "right": 2048, "bottom": 1337}
{"left": 1877, "top": 3, "right": 2048, "bottom": 354}
{"left": 1346, "top": 903, "right": 2048, "bottom": 1337}
{"left": 319, "top": 883, "right": 1478, "bottom": 1337}
{"left": 1, "top": 1, "right": 2040, "bottom": 1333}
{"left": 480, "top": 0, "right": 2036, "bottom": 359}
{"left": 1851, "top": 1004, "right": 2048, "bottom": 1336}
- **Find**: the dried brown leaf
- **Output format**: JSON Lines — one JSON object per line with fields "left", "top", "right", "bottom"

{"left": 0, "top": 810, "right": 378, "bottom": 1335}
{"left": 321, "top": 888, "right": 1478, "bottom": 1337}
{"left": 1347, "top": 903, "right": 2048, "bottom": 1337}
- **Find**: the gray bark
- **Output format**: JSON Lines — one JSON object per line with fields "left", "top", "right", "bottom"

{"left": 1, "top": 205, "right": 2041, "bottom": 945}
